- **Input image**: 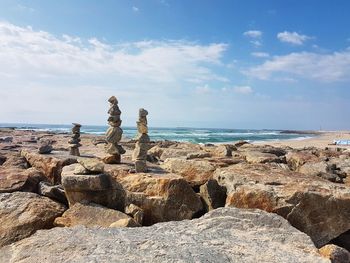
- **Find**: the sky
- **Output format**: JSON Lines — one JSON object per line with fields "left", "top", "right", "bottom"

{"left": 0, "top": 0, "right": 349, "bottom": 130}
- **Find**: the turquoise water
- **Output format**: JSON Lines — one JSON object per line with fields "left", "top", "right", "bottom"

{"left": 0, "top": 123, "right": 313, "bottom": 144}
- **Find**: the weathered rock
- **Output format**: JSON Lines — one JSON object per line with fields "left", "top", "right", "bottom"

{"left": 298, "top": 161, "right": 343, "bottom": 183}
{"left": 286, "top": 151, "right": 319, "bottom": 170}
{"left": 149, "top": 143, "right": 203, "bottom": 161}
{"left": 54, "top": 202, "right": 138, "bottom": 227}
{"left": 213, "top": 163, "right": 350, "bottom": 247}
{"left": 319, "top": 244, "right": 350, "bottom": 263}
{"left": 243, "top": 150, "right": 282, "bottom": 164}
{"left": 212, "top": 144, "right": 235, "bottom": 157}
{"left": 21, "top": 149, "right": 77, "bottom": 183}
{"left": 0, "top": 192, "right": 66, "bottom": 247}
{"left": 161, "top": 158, "right": 216, "bottom": 186}
{"left": 0, "top": 208, "right": 329, "bottom": 263}
{"left": 61, "top": 164, "right": 125, "bottom": 211}
{"left": 2, "top": 154, "right": 29, "bottom": 169}
{"left": 0, "top": 167, "right": 46, "bottom": 193}
{"left": 199, "top": 179, "right": 226, "bottom": 211}
{"left": 38, "top": 181, "right": 67, "bottom": 205}
{"left": 118, "top": 172, "right": 203, "bottom": 225}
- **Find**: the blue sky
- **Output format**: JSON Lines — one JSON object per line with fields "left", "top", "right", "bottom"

{"left": 0, "top": 0, "right": 349, "bottom": 129}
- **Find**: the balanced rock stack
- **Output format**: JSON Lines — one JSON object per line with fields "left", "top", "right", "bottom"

{"left": 132, "top": 108, "right": 150, "bottom": 172}
{"left": 68, "top": 123, "right": 81, "bottom": 156}
{"left": 103, "top": 96, "right": 126, "bottom": 164}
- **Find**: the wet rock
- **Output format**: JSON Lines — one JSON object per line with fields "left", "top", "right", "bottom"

{"left": 54, "top": 202, "right": 139, "bottom": 227}
{"left": 213, "top": 163, "right": 350, "bottom": 247}
{"left": 0, "top": 192, "right": 66, "bottom": 247}
{"left": 0, "top": 208, "right": 328, "bottom": 263}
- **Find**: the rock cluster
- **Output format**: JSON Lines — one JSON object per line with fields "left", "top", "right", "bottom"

{"left": 103, "top": 96, "right": 125, "bottom": 164}
{"left": 132, "top": 108, "right": 150, "bottom": 172}
{"left": 68, "top": 123, "right": 81, "bottom": 156}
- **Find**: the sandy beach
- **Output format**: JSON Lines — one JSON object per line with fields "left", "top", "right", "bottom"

{"left": 255, "top": 131, "right": 350, "bottom": 149}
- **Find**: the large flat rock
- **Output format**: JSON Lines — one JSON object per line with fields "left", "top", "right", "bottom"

{"left": 0, "top": 208, "right": 328, "bottom": 263}
{"left": 54, "top": 202, "right": 139, "bottom": 227}
{"left": 213, "top": 163, "right": 350, "bottom": 247}
{"left": 0, "top": 192, "right": 66, "bottom": 247}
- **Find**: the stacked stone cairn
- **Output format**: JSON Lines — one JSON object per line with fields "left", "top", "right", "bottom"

{"left": 132, "top": 108, "right": 150, "bottom": 172}
{"left": 103, "top": 96, "right": 125, "bottom": 164}
{"left": 69, "top": 123, "right": 81, "bottom": 156}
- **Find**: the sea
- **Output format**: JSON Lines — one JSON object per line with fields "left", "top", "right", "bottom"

{"left": 0, "top": 123, "right": 315, "bottom": 144}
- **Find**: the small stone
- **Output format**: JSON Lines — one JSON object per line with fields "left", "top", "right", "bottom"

{"left": 125, "top": 204, "right": 144, "bottom": 225}
{"left": 78, "top": 158, "right": 104, "bottom": 174}
{"left": 38, "top": 140, "right": 53, "bottom": 154}
{"left": 73, "top": 164, "right": 89, "bottom": 175}
{"left": 103, "top": 154, "right": 121, "bottom": 164}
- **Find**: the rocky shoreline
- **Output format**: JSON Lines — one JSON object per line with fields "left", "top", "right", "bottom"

{"left": 1, "top": 128, "right": 350, "bottom": 262}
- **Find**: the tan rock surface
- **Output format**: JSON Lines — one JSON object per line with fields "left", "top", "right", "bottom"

{"left": 54, "top": 202, "right": 139, "bottom": 227}
{"left": 0, "top": 208, "right": 329, "bottom": 263}
{"left": 0, "top": 192, "right": 66, "bottom": 247}
{"left": 213, "top": 163, "right": 350, "bottom": 247}
{"left": 161, "top": 158, "right": 216, "bottom": 186}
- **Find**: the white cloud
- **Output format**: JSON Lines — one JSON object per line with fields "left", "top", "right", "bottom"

{"left": 245, "top": 51, "right": 350, "bottom": 82}
{"left": 233, "top": 86, "right": 253, "bottom": 94}
{"left": 243, "top": 30, "right": 262, "bottom": 38}
{"left": 0, "top": 21, "right": 229, "bottom": 125}
{"left": 222, "top": 86, "right": 253, "bottom": 94}
{"left": 277, "top": 31, "right": 311, "bottom": 45}
{"left": 251, "top": 52, "right": 269, "bottom": 58}
{"left": 17, "top": 4, "right": 35, "bottom": 12}
{"left": 132, "top": 6, "right": 139, "bottom": 12}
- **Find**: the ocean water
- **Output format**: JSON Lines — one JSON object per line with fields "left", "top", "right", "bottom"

{"left": 0, "top": 123, "right": 313, "bottom": 144}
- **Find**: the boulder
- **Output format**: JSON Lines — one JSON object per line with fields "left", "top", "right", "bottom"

{"left": 77, "top": 157, "right": 104, "bottom": 174}
{"left": 61, "top": 164, "right": 125, "bottom": 211}
{"left": 21, "top": 150, "right": 77, "bottom": 183}
{"left": 286, "top": 151, "right": 319, "bottom": 170}
{"left": 54, "top": 202, "right": 139, "bottom": 227}
{"left": 186, "top": 151, "right": 211, "bottom": 159}
{"left": 0, "top": 192, "right": 66, "bottom": 247}
{"left": 0, "top": 208, "right": 329, "bottom": 263}
{"left": 0, "top": 167, "right": 46, "bottom": 193}
{"left": 161, "top": 158, "right": 216, "bottom": 186}
{"left": 213, "top": 163, "right": 350, "bottom": 247}
{"left": 319, "top": 244, "right": 350, "bottom": 263}
{"left": 118, "top": 172, "right": 203, "bottom": 225}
